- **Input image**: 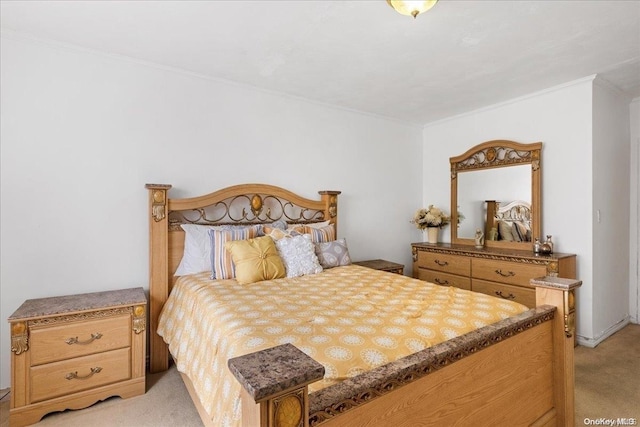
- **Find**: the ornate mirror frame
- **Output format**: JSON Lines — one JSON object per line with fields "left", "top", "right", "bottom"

{"left": 450, "top": 140, "right": 542, "bottom": 250}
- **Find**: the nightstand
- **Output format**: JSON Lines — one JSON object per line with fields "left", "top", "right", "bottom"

{"left": 353, "top": 259, "right": 405, "bottom": 275}
{"left": 8, "top": 287, "right": 147, "bottom": 427}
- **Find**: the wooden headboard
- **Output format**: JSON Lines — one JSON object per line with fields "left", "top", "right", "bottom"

{"left": 145, "top": 183, "right": 340, "bottom": 373}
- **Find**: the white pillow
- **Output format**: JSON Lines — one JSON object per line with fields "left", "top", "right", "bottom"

{"left": 275, "top": 234, "right": 323, "bottom": 278}
{"left": 174, "top": 224, "right": 262, "bottom": 276}
{"left": 174, "top": 224, "right": 218, "bottom": 276}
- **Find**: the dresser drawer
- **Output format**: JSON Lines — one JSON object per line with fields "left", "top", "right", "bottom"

{"left": 417, "top": 269, "right": 471, "bottom": 290}
{"left": 30, "top": 347, "right": 131, "bottom": 403}
{"left": 472, "top": 279, "right": 536, "bottom": 308}
{"left": 471, "top": 258, "right": 546, "bottom": 287}
{"left": 30, "top": 315, "right": 131, "bottom": 366}
{"left": 416, "top": 251, "right": 470, "bottom": 276}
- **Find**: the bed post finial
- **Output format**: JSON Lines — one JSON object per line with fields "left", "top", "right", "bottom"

{"left": 318, "top": 190, "right": 341, "bottom": 234}
{"left": 145, "top": 184, "right": 172, "bottom": 373}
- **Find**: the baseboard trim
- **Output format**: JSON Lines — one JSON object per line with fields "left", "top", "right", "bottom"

{"left": 576, "top": 316, "right": 631, "bottom": 348}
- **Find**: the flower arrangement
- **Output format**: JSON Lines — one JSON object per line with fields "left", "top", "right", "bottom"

{"left": 411, "top": 205, "right": 451, "bottom": 230}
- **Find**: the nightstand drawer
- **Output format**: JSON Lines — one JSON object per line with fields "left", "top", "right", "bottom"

{"left": 30, "top": 347, "right": 131, "bottom": 403}
{"left": 416, "top": 251, "right": 470, "bottom": 276}
{"left": 472, "top": 259, "right": 546, "bottom": 287}
{"left": 472, "top": 279, "right": 536, "bottom": 308}
{"left": 30, "top": 315, "right": 131, "bottom": 366}
{"left": 417, "top": 269, "right": 471, "bottom": 290}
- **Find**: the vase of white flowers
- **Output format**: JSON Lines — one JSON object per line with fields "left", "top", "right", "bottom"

{"left": 411, "top": 205, "right": 451, "bottom": 244}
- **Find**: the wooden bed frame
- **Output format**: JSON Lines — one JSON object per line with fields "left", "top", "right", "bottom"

{"left": 146, "top": 183, "right": 580, "bottom": 427}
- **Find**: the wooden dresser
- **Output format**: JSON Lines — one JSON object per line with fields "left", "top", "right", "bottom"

{"left": 8, "top": 287, "right": 147, "bottom": 427}
{"left": 411, "top": 243, "right": 576, "bottom": 308}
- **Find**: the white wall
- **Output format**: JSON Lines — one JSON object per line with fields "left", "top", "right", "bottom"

{"left": 630, "top": 98, "right": 640, "bottom": 324}
{"left": 422, "top": 78, "right": 595, "bottom": 340}
{"left": 592, "top": 79, "right": 631, "bottom": 339}
{"left": 0, "top": 34, "right": 423, "bottom": 389}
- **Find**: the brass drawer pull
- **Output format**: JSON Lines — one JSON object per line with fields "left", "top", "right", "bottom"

{"left": 494, "top": 269, "right": 515, "bottom": 277}
{"left": 434, "top": 278, "right": 449, "bottom": 285}
{"left": 495, "top": 291, "right": 516, "bottom": 300}
{"left": 66, "top": 333, "right": 103, "bottom": 345}
{"left": 65, "top": 367, "right": 102, "bottom": 380}
{"left": 434, "top": 259, "right": 449, "bottom": 267}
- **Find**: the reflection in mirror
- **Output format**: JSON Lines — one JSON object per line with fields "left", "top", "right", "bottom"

{"left": 486, "top": 200, "right": 532, "bottom": 242}
{"left": 457, "top": 166, "right": 530, "bottom": 239}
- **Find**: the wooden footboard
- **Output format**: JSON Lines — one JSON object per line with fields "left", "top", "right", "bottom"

{"left": 229, "top": 278, "right": 580, "bottom": 427}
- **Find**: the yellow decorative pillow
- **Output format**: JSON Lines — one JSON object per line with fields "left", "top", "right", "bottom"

{"left": 225, "top": 236, "right": 286, "bottom": 284}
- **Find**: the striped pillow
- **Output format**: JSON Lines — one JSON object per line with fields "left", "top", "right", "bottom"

{"left": 511, "top": 221, "right": 530, "bottom": 242}
{"left": 208, "top": 225, "right": 262, "bottom": 279}
{"left": 175, "top": 223, "right": 263, "bottom": 276}
{"left": 294, "top": 224, "right": 336, "bottom": 243}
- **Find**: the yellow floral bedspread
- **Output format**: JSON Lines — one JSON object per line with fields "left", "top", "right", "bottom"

{"left": 157, "top": 264, "right": 528, "bottom": 427}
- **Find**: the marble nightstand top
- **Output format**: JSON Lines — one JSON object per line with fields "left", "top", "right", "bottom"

{"left": 8, "top": 287, "right": 147, "bottom": 321}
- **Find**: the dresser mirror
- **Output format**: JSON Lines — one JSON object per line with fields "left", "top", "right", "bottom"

{"left": 450, "top": 140, "right": 542, "bottom": 250}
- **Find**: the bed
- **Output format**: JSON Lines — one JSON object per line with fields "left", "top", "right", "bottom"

{"left": 146, "top": 183, "right": 580, "bottom": 427}
{"left": 485, "top": 200, "right": 533, "bottom": 242}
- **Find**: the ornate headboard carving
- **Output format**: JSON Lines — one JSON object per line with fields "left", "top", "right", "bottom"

{"left": 168, "top": 188, "right": 331, "bottom": 228}
{"left": 495, "top": 200, "right": 532, "bottom": 222}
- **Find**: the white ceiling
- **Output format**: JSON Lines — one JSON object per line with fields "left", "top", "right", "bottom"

{"left": 2, "top": 0, "right": 639, "bottom": 125}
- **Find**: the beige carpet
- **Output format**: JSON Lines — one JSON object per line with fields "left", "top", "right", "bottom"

{"left": 575, "top": 323, "right": 640, "bottom": 424}
{"left": 0, "top": 364, "right": 202, "bottom": 427}
{"left": 2, "top": 324, "right": 639, "bottom": 426}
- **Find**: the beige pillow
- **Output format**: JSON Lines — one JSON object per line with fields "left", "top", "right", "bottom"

{"left": 225, "top": 236, "right": 286, "bottom": 284}
{"left": 263, "top": 226, "right": 301, "bottom": 241}
{"left": 498, "top": 220, "right": 514, "bottom": 241}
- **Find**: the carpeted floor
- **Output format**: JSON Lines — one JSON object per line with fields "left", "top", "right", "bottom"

{"left": 2, "top": 324, "right": 638, "bottom": 426}
{"left": 574, "top": 323, "right": 640, "bottom": 424}
{"left": 0, "top": 360, "right": 202, "bottom": 427}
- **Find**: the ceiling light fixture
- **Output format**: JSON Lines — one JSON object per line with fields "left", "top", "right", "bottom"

{"left": 387, "top": 0, "right": 438, "bottom": 19}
